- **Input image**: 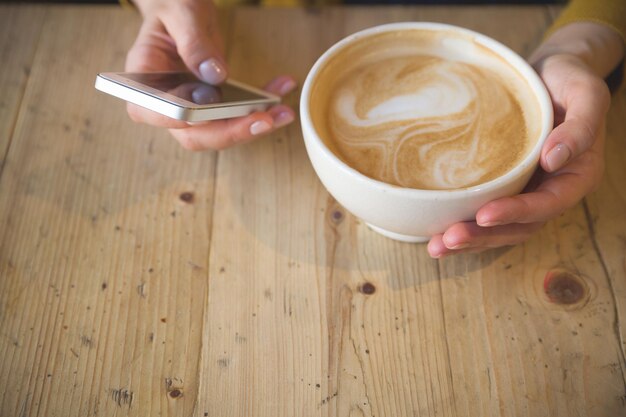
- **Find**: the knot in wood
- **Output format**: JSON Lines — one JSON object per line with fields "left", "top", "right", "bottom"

{"left": 179, "top": 192, "right": 194, "bottom": 203}
{"left": 330, "top": 209, "right": 344, "bottom": 224}
{"left": 169, "top": 389, "right": 182, "bottom": 399}
{"left": 359, "top": 282, "right": 376, "bottom": 295}
{"left": 544, "top": 270, "right": 587, "bottom": 305}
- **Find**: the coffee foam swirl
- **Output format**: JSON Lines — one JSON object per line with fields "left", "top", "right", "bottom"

{"left": 310, "top": 30, "right": 537, "bottom": 190}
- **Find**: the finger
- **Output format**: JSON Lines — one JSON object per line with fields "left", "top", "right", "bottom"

{"left": 476, "top": 189, "right": 571, "bottom": 227}
{"left": 541, "top": 75, "right": 610, "bottom": 172}
{"left": 160, "top": 4, "right": 228, "bottom": 84}
{"left": 126, "top": 18, "right": 183, "bottom": 72}
{"left": 477, "top": 132, "right": 604, "bottom": 226}
{"left": 126, "top": 103, "right": 190, "bottom": 129}
{"left": 428, "top": 221, "right": 544, "bottom": 258}
{"left": 428, "top": 234, "right": 492, "bottom": 258}
{"left": 170, "top": 114, "right": 271, "bottom": 151}
{"left": 429, "top": 244, "right": 492, "bottom": 258}
{"left": 267, "top": 104, "right": 296, "bottom": 128}
{"left": 441, "top": 221, "right": 545, "bottom": 250}
{"left": 476, "top": 177, "right": 586, "bottom": 226}
{"left": 205, "top": 0, "right": 224, "bottom": 56}
{"left": 264, "top": 76, "right": 298, "bottom": 96}
{"left": 427, "top": 234, "right": 448, "bottom": 258}
{"left": 125, "top": 18, "right": 188, "bottom": 127}
{"left": 169, "top": 105, "right": 295, "bottom": 151}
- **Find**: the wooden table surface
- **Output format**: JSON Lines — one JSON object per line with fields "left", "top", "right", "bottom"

{"left": 1, "top": 4, "right": 625, "bottom": 417}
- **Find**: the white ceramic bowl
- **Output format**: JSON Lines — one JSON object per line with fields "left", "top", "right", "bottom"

{"left": 300, "top": 22, "right": 553, "bottom": 242}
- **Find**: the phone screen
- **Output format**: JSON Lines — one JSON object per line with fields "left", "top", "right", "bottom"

{"left": 123, "top": 73, "right": 266, "bottom": 105}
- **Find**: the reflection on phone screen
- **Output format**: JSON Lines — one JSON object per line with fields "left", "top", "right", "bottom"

{"left": 123, "top": 73, "right": 265, "bottom": 105}
{"left": 167, "top": 83, "right": 223, "bottom": 104}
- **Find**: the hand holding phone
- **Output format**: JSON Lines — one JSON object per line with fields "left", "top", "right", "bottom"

{"left": 120, "top": 0, "right": 296, "bottom": 150}
{"left": 97, "top": 72, "right": 297, "bottom": 150}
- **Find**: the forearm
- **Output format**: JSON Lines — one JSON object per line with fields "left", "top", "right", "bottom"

{"left": 530, "top": 22, "right": 624, "bottom": 79}
{"left": 130, "top": 0, "right": 185, "bottom": 17}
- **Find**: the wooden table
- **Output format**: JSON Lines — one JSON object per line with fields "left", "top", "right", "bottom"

{"left": 1, "top": 4, "right": 625, "bottom": 417}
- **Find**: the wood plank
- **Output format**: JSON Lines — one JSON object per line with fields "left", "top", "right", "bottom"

{"left": 0, "top": 5, "right": 46, "bottom": 171}
{"left": 586, "top": 82, "right": 626, "bottom": 393}
{"left": 547, "top": 2, "right": 626, "bottom": 398}
{"left": 0, "top": 6, "right": 229, "bottom": 417}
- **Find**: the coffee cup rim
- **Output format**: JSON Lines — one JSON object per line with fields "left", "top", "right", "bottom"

{"left": 300, "top": 22, "right": 554, "bottom": 198}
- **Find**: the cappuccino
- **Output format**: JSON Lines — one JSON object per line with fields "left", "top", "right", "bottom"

{"left": 309, "top": 30, "right": 541, "bottom": 190}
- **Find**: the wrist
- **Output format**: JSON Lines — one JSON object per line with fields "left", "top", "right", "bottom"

{"left": 129, "top": 0, "right": 156, "bottom": 16}
{"left": 531, "top": 22, "right": 624, "bottom": 78}
{"left": 131, "top": 0, "right": 181, "bottom": 17}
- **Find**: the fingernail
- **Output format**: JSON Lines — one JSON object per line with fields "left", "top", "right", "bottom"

{"left": 432, "top": 251, "right": 451, "bottom": 259}
{"left": 199, "top": 58, "right": 227, "bottom": 85}
{"left": 448, "top": 242, "right": 470, "bottom": 250}
{"left": 273, "top": 111, "right": 294, "bottom": 128}
{"left": 478, "top": 220, "right": 503, "bottom": 227}
{"left": 443, "top": 237, "right": 470, "bottom": 250}
{"left": 545, "top": 143, "right": 571, "bottom": 172}
{"left": 250, "top": 120, "right": 272, "bottom": 136}
{"left": 279, "top": 79, "right": 296, "bottom": 96}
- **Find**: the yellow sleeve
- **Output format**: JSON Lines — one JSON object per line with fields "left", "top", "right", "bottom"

{"left": 548, "top": 0, "right": 626, "bottom": 42}
{"left": 119, "top": 0, "right": 136, "bottom": 9}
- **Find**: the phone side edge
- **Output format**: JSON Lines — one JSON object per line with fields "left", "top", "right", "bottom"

{"left": 187, "top": 102, "right": 275, "bottom": 122}
{"left": 95, "top": 74, "right": 191, "bottom": 121}
{"left": 227, "top": 79, "right": 281, "bottom": 103}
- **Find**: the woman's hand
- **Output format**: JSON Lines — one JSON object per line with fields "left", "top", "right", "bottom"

{"left": 428, "top": 22, "right": 623, "bottom": 258}
{"left": 125, "top": 0, "right": 296, "bottom": 150}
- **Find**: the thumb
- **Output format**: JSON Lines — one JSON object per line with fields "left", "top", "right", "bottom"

{"left": 160, "top": 4, "right": 228, "bottom": 85}
{"left": 541, "top": 75, "right": 609, "bottom": 172}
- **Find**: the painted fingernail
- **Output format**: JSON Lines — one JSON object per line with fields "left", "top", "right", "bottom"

{"left": 199, "top": 58, "right": 227, "bottom": 85}
{"left": 273, "top": 111, "right": 294, "bottom": 128}
{"left": 250, "top": 120, "right": 272, "bottom": 136}
{"left": 279, "top": 79, "right": 297, "bottom": 96}
{"left": 545, "top": 143, "right": 571, "bottom": 172}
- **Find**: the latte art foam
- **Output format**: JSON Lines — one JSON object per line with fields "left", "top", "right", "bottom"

{"left": 310, "top": 30, "right": 538, "bottom": 190}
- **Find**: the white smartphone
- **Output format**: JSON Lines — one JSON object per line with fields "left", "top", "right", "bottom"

{"left": 95, "top": 72, "right": 280, "bottom": 122}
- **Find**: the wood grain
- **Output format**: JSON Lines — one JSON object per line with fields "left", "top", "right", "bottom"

{"left": 0, "top": 6, "right": 227, "bottom": 417}
{"left": 586, "top": 84, "right": 626, "bottom": 397}
{"left": 0, "top": 5, "right": 46, "bottom": 171}
{"left": 0, "top": 5, "right": 624, "bottom": 417}
{"left": 195, "top": 5, "right": 626, "bottom": 417}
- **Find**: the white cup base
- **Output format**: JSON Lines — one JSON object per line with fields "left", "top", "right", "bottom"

{"left": 366, "top": 223, "right": 430, "bottom": 243}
